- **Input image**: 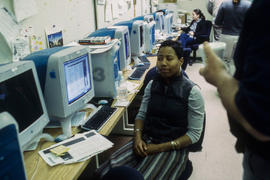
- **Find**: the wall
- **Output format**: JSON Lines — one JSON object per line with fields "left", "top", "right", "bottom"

{"left": 176, "top": 0, "right": 212, "bottom": 21}
{"left": 1, "top": 0, "right": 212, "bottom": 49}
{"left": 1, "top": 0, "right": 96, "bottom": 47}
{"left": 95, "top": 0, "right": 146, "bottom": 29}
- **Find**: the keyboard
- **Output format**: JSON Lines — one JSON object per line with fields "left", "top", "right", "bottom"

{"left": 128, "top": 67, "right": 148, "bottom": 80}
{"left": 139, "top": 56, "right": 150, "bottom": 64}
{"left": 81, "top": 105, "right": 117, "bottom": 131}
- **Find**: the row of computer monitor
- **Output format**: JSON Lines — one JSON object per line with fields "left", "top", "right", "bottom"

{"left": 0, "top": 9, "right": 174, "bottom": 152}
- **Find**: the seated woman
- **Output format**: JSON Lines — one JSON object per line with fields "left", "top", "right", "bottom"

{"left": 178, "top": 9, "right": 208, "bottom": 48}
{"left": 96, "top": 40, "right": 205, "bottom": 179}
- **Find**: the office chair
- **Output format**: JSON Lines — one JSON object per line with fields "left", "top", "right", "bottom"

{"left": 189, "top": 20, "right": 212, "bottom": 65}
{"left": 198, "top": 41, "right": 226, "bottom": 63}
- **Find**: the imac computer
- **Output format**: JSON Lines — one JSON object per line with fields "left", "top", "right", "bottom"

{"left": 87, "top": 39, "right": 121, "bottom": 98}
{"left": 23, "top": 46, "right": 95, "bottom": 141}
{"left": 0, "top": 61, "right": 53, "bottom": 151}
{"left": 154, "top": 11, "right": 165, "bottom": 33}
{"left": 144, "top": 14, "right": 154, "bottom": 23}
{"left": 132, "top": 16, "right": 156, "bottom": 54}
{"left": 88, "top": 26, "right": 131, "bottom": 70}
{"left": 164, "top": 11, "right": 174, "bottom": 35}
{"left": 114, "top": 20, "right": 145, "bottom": 66}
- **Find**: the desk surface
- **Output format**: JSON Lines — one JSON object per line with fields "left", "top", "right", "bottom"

{"left": 24, "top": 56, "right": 157, "bottom": 180}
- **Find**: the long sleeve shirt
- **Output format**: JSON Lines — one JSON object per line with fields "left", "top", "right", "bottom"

{"left": 136, "top": 80, "right": 205, "bottom": 143}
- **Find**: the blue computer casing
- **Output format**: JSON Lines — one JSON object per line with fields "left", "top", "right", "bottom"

{"left": 153, "top": 11, "right": 165, "bottom": 33}
{"left": 86, "top": 39, "right": 121, "bottom": 97}
{"left": 132, "top": 15, "right": 156, "bottom": 54}
{"left": 88, "top": 26, "right": 131, "bottom": 70}
{"left": 0, "top": 112, "right": 27, "bottom": 180}
{"left": 114, "top": 20, "right": 144, "bottom": 57}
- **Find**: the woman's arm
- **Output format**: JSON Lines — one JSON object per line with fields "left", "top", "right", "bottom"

{"left": 133, "top": 81, "right": 152, "bottom": 157}
{"left": 145, "top": 135, "right": 192, "bottom": 155}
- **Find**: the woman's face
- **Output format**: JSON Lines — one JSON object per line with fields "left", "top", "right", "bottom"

{"left": 192, "top": 11, "right": 200, "bottom": 21}
{"left": 157, "top": 46, "right": 183, "bottom": 79}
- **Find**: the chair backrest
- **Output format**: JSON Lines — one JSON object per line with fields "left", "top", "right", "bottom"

{"left": 191, "top": 20, "right": 212, "bottom": 50}
{"left": 204, "top": 20, "right": 213, "bottom": 42}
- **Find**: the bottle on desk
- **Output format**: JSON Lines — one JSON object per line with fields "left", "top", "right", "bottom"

{"left": 117, "top": 71, "right": 128, "bottom": 102}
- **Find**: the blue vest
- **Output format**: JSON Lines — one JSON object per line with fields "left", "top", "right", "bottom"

{"left": 143, "top": 74, "right": 195, "bottom": 143}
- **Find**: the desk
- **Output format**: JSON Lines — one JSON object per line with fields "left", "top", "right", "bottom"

{"left": 23, "top": 56, "right": 157, "bottom": 180}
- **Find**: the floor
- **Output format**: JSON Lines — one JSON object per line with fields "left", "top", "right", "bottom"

{"left": 79, "top": 61, "right": 243, "bottom": 180}
{"left": 185, "top": 62, "right": 243, "bottom": 180}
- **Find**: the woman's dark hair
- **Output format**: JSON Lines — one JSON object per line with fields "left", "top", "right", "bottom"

{"left": 158, "top": 40, "right": 184, "bottom": 59}
{"left": 193, "top": 9, "right": 205, "bottom": 20}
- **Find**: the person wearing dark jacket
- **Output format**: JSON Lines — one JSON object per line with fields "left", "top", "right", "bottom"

{"left": 178, "top": 9, "right": 209, "bottom": 48}
{"left": 200, "top": 1, "right": 270, "bottom": 179}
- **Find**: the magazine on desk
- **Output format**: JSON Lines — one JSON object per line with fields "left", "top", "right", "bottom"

{"left": 38, "top": 130, "right": 113, "bottom": 166}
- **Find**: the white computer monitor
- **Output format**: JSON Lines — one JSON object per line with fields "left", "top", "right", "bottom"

{"left": 144, "top": 21, "right": 156, "bottom": 54}
{"left": 164, "top": 12, "right": 173, "bottom": 35}
{"left": 23, "top": 46, "right": 95, "bottom": 140}
{"left": 114, "top": 20, "right": 145, "bottom": 66}
{"left": 88, "top": 26, "right": 131, "bottom": 70}
{"left": 87, "top": 39, "right": 121, "bottom": 98}
{"left": 0, "top": 61, "right": 51, "bottom": 151}
{"left": 155, "top": 12, "right": 165, "bottom": 33}
{"left": 144, "top": 14, "right": 154, "bottom": 23}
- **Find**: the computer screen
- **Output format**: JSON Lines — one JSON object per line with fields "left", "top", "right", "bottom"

{"left": 114, "top": 20, "right": 145, "bottom": 66}
{"left": 0, "top": 61, "right": 49, "bottom": 151}
{"left": 144, "top": 21, "right": 156, "bottom": 54}
{"left": 164, "top": 12, "right": 173, "bottom": 34}
{"left": 124, "top": 31, "right": 130, "bottom": 60}
{"left": 23, "top": 46, "right": 95, "bottom": 140}
{"left": 155, "top": 12, "right": 165, "bottom": 33}
{"left": 64, "top": 54, "right": 91, "bottom": 104}
{"left": 140, "top": 25, "right": 144, "bottom": 48}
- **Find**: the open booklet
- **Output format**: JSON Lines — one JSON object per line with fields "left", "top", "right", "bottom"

{"left": 39, "top": 130, "right": 113, "bottom": 166}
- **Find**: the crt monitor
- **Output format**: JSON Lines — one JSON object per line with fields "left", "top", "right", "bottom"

{"left": 154, "top": 12, "right": 165, "bottom": 33}
{"left": 132, "top": 16, "right": 155, "bottom": 54}
{"left": 143, "top": 20, "right": 156, "bottom": 54}
{"left": 164, "top": 12, "right": 174, "bottom": 34}
{"left": 144, "top": 14, "right": 154, "bottom": 23}
{"left": 87, "top": 39, "right": 121, "bottom": 98}
{"left": 0, "top": 61, "right": 51, "bottom": 151}
{"left": 114, "top": 20, "right": 145, "bottom": 66}
{"left": 23, "top": 46, "right": 95, "bottom": 140}
{"left": 88, "top": 26, "right": 131, "bottom": 70}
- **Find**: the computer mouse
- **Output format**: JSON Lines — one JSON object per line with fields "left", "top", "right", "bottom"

{"left": 98, "top": 99, "right": 108, "bottom": 105}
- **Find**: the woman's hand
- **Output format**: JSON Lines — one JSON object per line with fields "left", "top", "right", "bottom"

{"left": 188, "top": 31, "right": 194, "bottom": 37}
{"left": 134, "top": 137, "right": 148, "bottom": 157}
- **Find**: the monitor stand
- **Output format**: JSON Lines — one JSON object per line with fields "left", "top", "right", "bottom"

{"left": 23, "top": 133, "right": 54, "bottom": 151}
{"left": 132, "top": 56, "right": 144, "bottom": 67}
{"left": 55, "top": 115, "right": 74, "bottom": 142}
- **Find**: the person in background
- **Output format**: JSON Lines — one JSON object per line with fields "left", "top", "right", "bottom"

{"left": 199, "top": 0, "right": 270, "bottom": 179}
{"left": 215, "top": 0, "right": 251, "bottom": 73}
{"left": 206, "top": 0, "right": 224, "bottom": 41}
{"left": 96, "top": 40, "right": 205, "bottom": 179}
{"left": 178, "top": 9, "right": 208, "bottom": 49}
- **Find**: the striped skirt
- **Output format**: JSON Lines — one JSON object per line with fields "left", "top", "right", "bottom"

{"left": 97, "top": 140, "right": 189, "bottom": 180}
